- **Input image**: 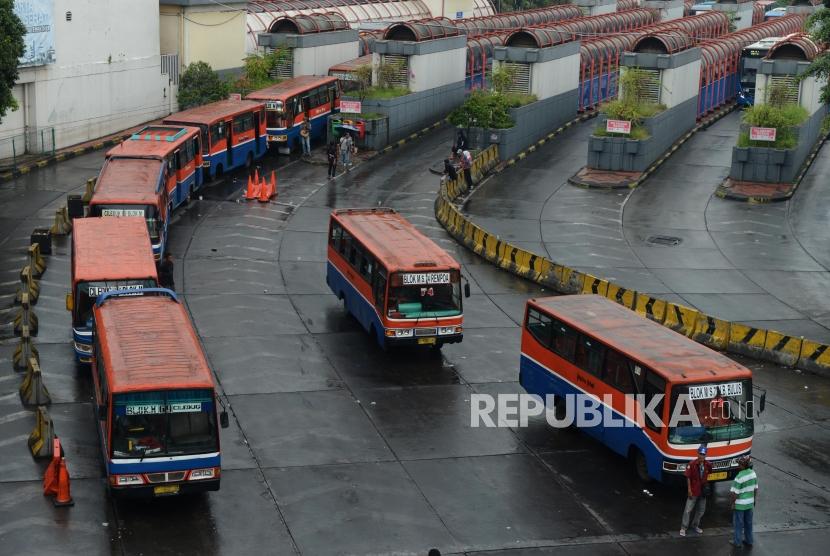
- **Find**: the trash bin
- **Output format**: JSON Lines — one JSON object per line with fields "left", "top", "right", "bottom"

{"left": 31, "top": 228, "right": 52, "bottom": 255}
{"left": 67, "top": 194, "right": 84, "bottom": 219}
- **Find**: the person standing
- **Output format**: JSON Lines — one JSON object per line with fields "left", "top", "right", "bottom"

{"left": 679, "top": 445, "right": 712, "bottom": 537}
{"left": 340, "top": 133, "right": 353, "bottom": 171}
{"left": 459, "top": 148, "right": 473, "bottom": 191}
{"left": 730, "top": 456, "right": 758, "bottom": 548}
{"left": 300, "top": 119, "right": 311, "bottom": 157}
{"left": 159, "top": 252, "right": 175, "bottom": 292}
{"left": 327, "top": 141, "right": 338, "bottom": 179}
{"left": 455, "top": 129, "right": 468, "bottom": 151}
{"left": 443, "top": 158, "right": 458, "bottom": 185}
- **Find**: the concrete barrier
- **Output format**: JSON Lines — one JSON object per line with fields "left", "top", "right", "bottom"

{"left": 434, "top": 145, "right": 830, "bottom": 377}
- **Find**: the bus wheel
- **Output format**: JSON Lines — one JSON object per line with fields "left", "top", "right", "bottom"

{"left": 631, "top": 448, "right": 652, "bottom": 483}
{"left": 245, "top": 153, "right": 253, "bottom": 169}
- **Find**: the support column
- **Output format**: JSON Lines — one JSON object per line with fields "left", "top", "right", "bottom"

{"left": 643, "top": 0, "right": 684, "bottom": 22}
{"left": 712, "top": 1, "right": 755, "bottom": 32}
{"left": 573, "top": 0, "right": 618, "bottom": 16}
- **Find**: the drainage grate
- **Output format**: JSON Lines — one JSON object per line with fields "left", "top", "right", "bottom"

{"left": 647, "top": 235, "right": 682, "bottom": 246}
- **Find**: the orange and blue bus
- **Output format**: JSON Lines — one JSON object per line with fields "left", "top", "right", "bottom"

{"left": 91, "top": 289, "right": 229, "bottom": 497}
{"left": 67, "top": 217, "right": 159, "bottom": 363}
{"left": 99, "top": 125, "right": 204, "bottom": 211}
{"left": 246, "top": 75, "right": 341, "bottom": 154}
{"left": 163, "top": 99, "right": 267, "bottom": 180}
{"left": 87, "top": 154, "right": 171, "bottom": 259}
{"left": 520, "top": 295, "right": 760, "bottom": 483}
{"left": 327, "top": 208, "right": 470, "bottom": 349}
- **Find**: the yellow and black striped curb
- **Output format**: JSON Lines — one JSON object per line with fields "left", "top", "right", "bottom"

{"left": 434, "top": 146, "right": 830, "bottom": 377}
{"left": 714, "top": 129, "right": 830, "bottom": 204}
{"left": 0, "top": 134, "right": 131, "bottom": 185}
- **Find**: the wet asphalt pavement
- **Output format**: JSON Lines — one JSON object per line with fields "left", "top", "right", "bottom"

{"left": 466, "top": 111, "right": 830, "bottom": 344}
{"left": 0, "top": 128, "right": 828, "bottom": 555}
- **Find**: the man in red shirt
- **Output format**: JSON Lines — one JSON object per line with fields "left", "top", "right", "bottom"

{"left": 680, "top": 445, "right": 713, "bottom": 536}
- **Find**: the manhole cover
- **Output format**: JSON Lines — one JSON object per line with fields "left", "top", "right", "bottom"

{"left": 647, "top": 235, "right": 682, "bottom": 246}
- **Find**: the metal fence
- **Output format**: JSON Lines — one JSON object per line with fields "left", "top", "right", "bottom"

{"left": 0, "top": 128, "right": 56, "bottom": 169}
{"left": 161, "top": 53, "right": 180, "bottom": 85}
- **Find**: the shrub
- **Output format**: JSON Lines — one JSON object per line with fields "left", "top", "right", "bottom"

{"left": 449, "top": 90, "right": 536, "bottom": 129}
{"left": 738, "top": 101, "right": 808, "bottom": 149}
{"left": 594, "top": 67, "right": 666, "bottom": 139}
{"left": 178, "top": 62, "right": 230, "bottom": 110}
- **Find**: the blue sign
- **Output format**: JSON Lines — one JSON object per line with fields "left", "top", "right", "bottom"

{"left": 14, "top": 0, "right": 55, "bottom": 67}
{"left": 456, "top": 11, "right": 464, "bottom": 19}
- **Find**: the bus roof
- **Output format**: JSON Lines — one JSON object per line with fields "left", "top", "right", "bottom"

{"left": 529, "top": 295, "right": 750, "bottom": 382}
{"left": 72, "top": 217, "right": 158, "bottom": 284}
{"left": 329, "top": 55, "right": 373, "bottom": 73}
{"left": 89, "top": 157, "right": 164, "bottom": 206}
{"left": 163, "top": 99, "right": 264, "bottom": 126}
{"left": 95, "top": 295, "right": 215, "bottom": 393}
{"left": 245, "top": 75, "right": 338, "bottom": 101}
{"left": 105, "top": 125, "right": 199, "bottom": 159}
{"left": 332, "top": 208, "right": 460, "bottom": 272}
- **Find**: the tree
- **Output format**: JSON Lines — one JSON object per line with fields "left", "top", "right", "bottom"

{"left": 178, "top": 61, "right": 230, "bottom": 110}
{"left": 801, "top": 8, "right": 830, "bottom": 104}
{"left": 0, "top": 0, "right": 26, "bottom": 123}
{"left": 230, "top": 48, "right": 290, "bottom": 96}
{"left": 353, "top": 63, "right": 372, "bottom": 102}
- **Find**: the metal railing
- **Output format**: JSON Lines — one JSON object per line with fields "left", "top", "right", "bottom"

{"left": 0, "top": 128, "right": 56, "bottom": 170}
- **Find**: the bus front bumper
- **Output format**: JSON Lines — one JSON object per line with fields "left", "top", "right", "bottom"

{"left": 385, "top": 331, "right": 463, "bottom": 347}
{"left": 110, "top": 479, "right": 220, "bottom": 498}
{"left": 662, "top": 456, "right": 745, "bottom": 482}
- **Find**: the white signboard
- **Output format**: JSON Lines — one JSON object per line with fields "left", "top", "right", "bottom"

{"left": 14, "top": 0, "right": 56, "bottom": 67}
{"left": 126, "top": 402, "right": 203, "bottom": 415}
{"left": 606, "top": 119, "right": 632, "bottom": 135}
{"left": 101, "top": 208, "right": 145, "bottom": 217}
{"left": 688, "top": 382, "right": 743, "bottom": 400}
{"left": 749, "top": 126, "right": 776, "bottom": 142}
{"left": 87, "top": 284, "right": 145, "bottom": 297}
{"left": 340, "top": 100, "right": 362, "bottom": 114}
{"left": 402, "top": 272, "right": 451, "bottom": 285}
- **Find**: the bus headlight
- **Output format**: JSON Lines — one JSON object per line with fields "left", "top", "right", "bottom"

{"left": 189, "top": 467, "right": 219, "bottom": 481}
{"left": 112, "top": 474, "right": 145, "bottom": 486}
{"left": 386, "top": 329, "right": 414, "bottom": 338}
{"left": 73, "top": 341, "right": 92, "bottom": 354}
{"left": 438, "top": 326, "right": 461, "bottom": 335}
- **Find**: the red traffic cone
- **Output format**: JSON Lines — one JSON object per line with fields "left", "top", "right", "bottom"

{"left": 270, "top": 171, "right": 277, "bottom": 198}
{"left": 245, "top": 175, "right": 260, "bottom": 200}
{"left": 258, "top": 177, "right": 270, "bottom": 203}
{"left": 253, "top": 168, "right": 259, "bottom": 186}
{"left": 43, "top": 439, "right": 60, "bottom": 497}
{"left": 53, "top": 457, "right": 74, "bottom": 507}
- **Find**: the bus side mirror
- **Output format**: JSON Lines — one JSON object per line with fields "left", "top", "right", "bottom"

{"left": 220, "top": 410, "right": 229, "bottom": 429}
{"left": 97, "top": 405, "right": 107, "bottom": 420}
{"left": 65, "top": 293, "right": 73, "bottom": 312}
{"left": 464, "top": 283, "right": 471, "bottom": 298}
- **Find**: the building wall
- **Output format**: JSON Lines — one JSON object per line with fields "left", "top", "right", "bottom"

{"left": 159, "top": 2, "right": 246, "bottom": 73}
{"left": 1, "top": 0, "right": 173, "bottom": 153}
{"left": 409, "top": 48, "right": 466, "bottom": 93}
{"left": 293, "top": 42, "right": 360, "bottom": 77}
{"left": 420, "top": 0, "right": 478, "bottom": 18}
{"left": 653, "top": 60, "right": 701, "bottom": 108}
{"left": 528, "top": 55, "right": 581, "bottom": 101}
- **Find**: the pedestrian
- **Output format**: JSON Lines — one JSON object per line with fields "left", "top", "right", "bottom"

{"left": 456, "top": 129, "right": 468, "bottom": 151}
{"left": 300, "top": 119, "right": 311, "bottom": 157}
{"left": 443, "top": 158, "right": 458, "bottom": 184}
{"left": 340, "top": 132, "right": 353, "bottom": 171}
{"left": 679, "top": 444, "right": 712, "bottom": 537}
{"left": 730, "top": 456, "right": 758, "bottom": 548}
{"left": 458, "top": 148, "right": 473, "bottom": 190}
{"left": 327, "top": 141, "right": 338, "bottom": 179}
{"left": 159, "top": 252, "right": 175, "bottom": 291}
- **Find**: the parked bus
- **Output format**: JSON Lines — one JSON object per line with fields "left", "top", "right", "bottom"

{"left": 87, "top": 152, "right": 171, "bottom": 259}
{"left": 246, "top": 75, "right": 341, "bottom": 154}
{"left": 327, "top": 208, "right": 470, "bottom": 349}
{"left": 328, "top": 55, "right": 373, "bottom": 94}
{"left": 520, "top": 295, "right": 762, "bottom": 483}
{"left": 67, "top": 217, "right": 159, "bottom": 363}
{"left": 163, "top": 99, "right": 267, "bottom": 180}
{"left": 91, "top": 289, "right": 229, "bottom": 497}
{"left": 94, "top": 125, "right": 204, "bottom": 213}
{"left": 738, "top": 37, "right": 782, "bottom": 107}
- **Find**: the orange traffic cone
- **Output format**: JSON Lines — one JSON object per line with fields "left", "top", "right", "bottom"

{"left": 253, "top": 168, "right": 259, "bottom": 186}
{"left": 245, "top": 175, "right": 260, "bottom": 200}
{"left": 53, "top": 457, "right": 74, "bottom": 506}
{"left": 43, "top": 438, "right": 61, "bottom": 497}
{"left": 270, "top": 171, "right": 277, "bottom": 198}
{"left": 258, "top": 177, "right": 270, "bottom": 202}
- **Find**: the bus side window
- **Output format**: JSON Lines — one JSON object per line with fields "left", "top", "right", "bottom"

{"left": 643, "top": 370, "right": 666, "bottom": 431}
{"left": 349, "top": 241, "right": 361, "bottom": 268}
{"left": 551, "top": 319, "right": 577, "bottom": 362}
{"left": 604, "top": 349, "right": 636, "bottom": 394}
{"left": 329, "top": 222, "right": 343, "bottom": 246}
{"left": 526, "top": 308, "right": 552, "bottom": 347}
{"left": 373, "top": 269, "right": 386, "bottom": 310}
{"left": 575, "top": 336, "right": 605, "bottom": 377}
{"left": 340, "top": 230, "right": 351, "bottom": 256}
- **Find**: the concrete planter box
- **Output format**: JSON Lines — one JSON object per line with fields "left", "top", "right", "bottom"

{"left": 587, "top": 98, "right": 698, "bottom": 173}
{"left": 729, "top": 108, "right": 827, "bottom": 184}
{"left": 327, "top": 114, "right": 389, "bottom": 152}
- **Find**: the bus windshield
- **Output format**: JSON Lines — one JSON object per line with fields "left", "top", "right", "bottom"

{"left": 112, "top": 389, "right": 218, "bottom": 459}
{"left": 74, "top": 279, "right": 156, "bottom": 326}
{"left": 669, "top": 379, "right": 753, "bottom": 444}
{"left": 387, "top": 271, "right": 462, "bottom": 319}
{"left": 266, "top": 110, "right": 286, "bottom": 129}
{"left": 90, "top": 203, "right": 162, "bottom": 241}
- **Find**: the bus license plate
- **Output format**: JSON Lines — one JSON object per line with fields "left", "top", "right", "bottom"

{"left": 708, "top": 472, "right": 727, "bottom": 481}
{"left": 153, "top": 484, "right": 180, "bottom": 496}
{"left": 417, "top": 337, "right": 436, "bottom": 345}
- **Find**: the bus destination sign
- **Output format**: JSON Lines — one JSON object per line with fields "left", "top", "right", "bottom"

{"left": 88, "top": 284, "right": 145, "bottom": 297}
{"left": 126, "top": 402, "right": 203, "bottom": 415}
{"left": 402, "top": 272, "right": 451, "bottom": 285}
{"left": 688, "top": 382, "right": 743, "bottom": 400}
{"left": 101, "top": 208, "right": 145, "bottom": 217}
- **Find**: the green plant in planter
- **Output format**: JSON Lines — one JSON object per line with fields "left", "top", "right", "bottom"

{"left": 448, "top": 66, "right": 537, "bottom": 129}
{"left": 737, "top": 82, "right": 809, "bottom": 149}
{"left": 594, "top": 68, "right": 666, "bottom": 140}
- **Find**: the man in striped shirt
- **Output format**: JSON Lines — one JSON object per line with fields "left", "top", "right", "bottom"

{"left": 730, "top": 456, "right": 758, "bottom": 548}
